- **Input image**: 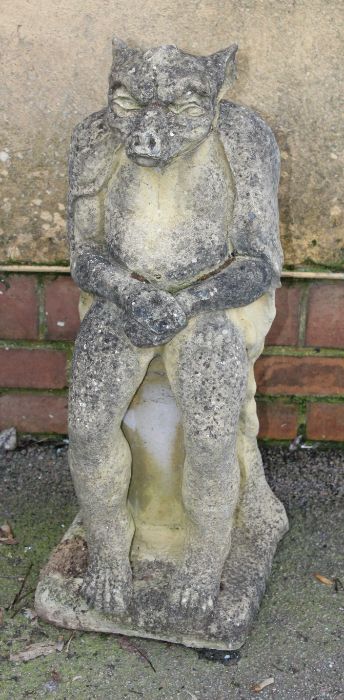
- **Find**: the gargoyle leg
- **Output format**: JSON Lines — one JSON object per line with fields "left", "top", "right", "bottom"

{"left": 164, "top": 311, "right": 248, "bottom": 614}
{"left": 68, "top": 299, "right": 154, "bottom": 613}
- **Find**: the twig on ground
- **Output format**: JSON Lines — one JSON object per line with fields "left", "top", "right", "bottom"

{"left": 118, "top": 636, "right": 156, "bottom": 672}
{"left": 9, "top": 563, "right": 33, "bottom": 611}
{"left": 10, "top": 588, "right": 36, "bottom": 618}
{"left": 65, "top": 631, "right": 75, "bottom": 655}
{"left": 251, "top": 677, "right": 275, "bottom": 693}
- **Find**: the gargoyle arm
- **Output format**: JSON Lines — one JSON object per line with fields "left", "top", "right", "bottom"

{"left": 175, "top": 253, "right": 275, "bottom": 315}
{"left": 175, "top": 100, "right": 282, "bottom": 315}
{"left": 69, "top": 193, "right": 142, "bottom": 307}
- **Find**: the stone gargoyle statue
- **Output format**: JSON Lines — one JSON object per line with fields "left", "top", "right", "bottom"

{"left": 35, "top": 39, "right": 288, "bottom": 650}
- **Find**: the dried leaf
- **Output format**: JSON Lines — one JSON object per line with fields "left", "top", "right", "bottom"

{"left": 0, "top": 608, "right": 4, "bottom": 626}
{"left": 10, "top": 639, "right": 64, "bottom": 662}
{"left": 314, "top": 573, "right": 334, "bottom": 586}
{"left": 0, "top": 521, "right": 18, "bottom": 545}
{"left": 51, "top": 669, "right": 61, "bottom": 683}
{"left": 251, "top": 677, "right": 275, "bottom": 693}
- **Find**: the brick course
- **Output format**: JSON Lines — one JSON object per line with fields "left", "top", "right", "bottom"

{"left": 307, "top": 403, "right": 344, "bottom": 441}
{"left": 45, "top": 276, "right": 80, "bottom": 340}
{"left": 0, "top": 274, "right": 38, "bottom": 340}
{"left": 255, "top": 355, "right": 344, "bottom": 396}
{"left": 0, "top": 348, "right": 67, "bottom": 389}
{"left": 306, "top": 282, "right": 344, "bottom": 348}
{"left": 0, "top": 393, "right": 68, "bottom": 434}
{"left": 257, "top": 401, "right": 298, "bottom": 439}
{"left": 0, "top": 272, "right": 343, "bottom": 440}
{"left": 266, "top": 284, "right": 301, "bottom": 346}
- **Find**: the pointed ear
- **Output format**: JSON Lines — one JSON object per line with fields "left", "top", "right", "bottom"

{"left": 112, "top": 36, "right": 130, "bottom": 56}
{"left": 207, "top": 44, "right": 238, "bottom": 96}
{"left": 110, "top": 37, "right": 138, "bottom": 81}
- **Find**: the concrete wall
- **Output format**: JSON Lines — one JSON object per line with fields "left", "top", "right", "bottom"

{"left": 1, "top": 0, "right": 343, "bottom": 267}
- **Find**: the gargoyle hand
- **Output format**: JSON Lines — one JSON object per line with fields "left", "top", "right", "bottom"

{"left": 123, "top": 286, "right": 187, "bottom": 347}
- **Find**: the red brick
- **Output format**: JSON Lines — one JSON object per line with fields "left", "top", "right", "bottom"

{"left": 306, "top": 282, "right": 344, "bottom": 348}
{"left": 0, "top": 393, "right": 68, "bottom": 433}
{"left": 0, "top": 274, "right": 38, "bottom": 340}
{"left": 0, "top": 348, "right": 67, "bottom": 389}
{"left": 45, "top": 276, "right": 80, "bottom": 340}
{"left": 257, "top": 401, "right": 298, "bottom": 439}
{"left": 255, "top": 356, "right": 344, "bottom": 396}
{"left": 266, "top": 284, "right": 301, "bottom": 346}
{"left": 307, "top": 403, "right": 344, "bottom": 441}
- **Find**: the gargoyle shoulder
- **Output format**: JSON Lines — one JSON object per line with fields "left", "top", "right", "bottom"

{"left": 218, "top": 100, "right": 280, "bottom": 174}
{"left": 218, "top": 100, "right": 282, "bottom": 281}
{"left": 69, "top": 108, "right": 121, "bottom": 200}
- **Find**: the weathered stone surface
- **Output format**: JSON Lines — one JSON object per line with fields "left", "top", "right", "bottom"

{"left": 36, "top": 487, "right": 287, "bottom": 650}
{"left": 37, "top": 357, "right": 288, "bottom": 648}
{"left": 1, "top": 1, "right": 344, "bottom": 266}
{"left": 36, "top": 40, "right": 288, "bottom": 648}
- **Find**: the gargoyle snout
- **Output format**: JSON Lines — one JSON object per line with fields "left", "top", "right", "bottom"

{"left": 130, "top": 131, "right": 162, "bottom": 158}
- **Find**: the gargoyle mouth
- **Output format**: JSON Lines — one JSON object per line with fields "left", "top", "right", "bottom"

{"left": 128, "top": 152, "right": 162, "bottom": 167}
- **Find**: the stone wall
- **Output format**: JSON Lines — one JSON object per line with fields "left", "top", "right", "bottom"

{"left": 1, "top": 0, "right": 344, "bottom": 267}
{"left": 1, "top": 273, "right": 343, "bottom": 441}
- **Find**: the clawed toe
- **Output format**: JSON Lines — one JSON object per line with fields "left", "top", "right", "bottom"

{"left": 170, "top": 575, "right": 218, "bottom": 619}
{"left": 80, "top": 562, "right": 132, "bottom": 615}
{"left": 180, "top": 587, "right": 215, "bottom": 613}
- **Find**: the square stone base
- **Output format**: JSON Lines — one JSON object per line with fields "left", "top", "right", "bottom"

{"left": 35, "top": 516, "right": 283, "bottom": 650}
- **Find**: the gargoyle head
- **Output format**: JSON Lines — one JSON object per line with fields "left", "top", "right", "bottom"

{"left": 107, "top": 39, "right": 238, "bottom": 168}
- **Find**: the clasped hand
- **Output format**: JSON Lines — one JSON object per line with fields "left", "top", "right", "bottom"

{"left": 123, "top": 285, "right": 188, "bottom": 347}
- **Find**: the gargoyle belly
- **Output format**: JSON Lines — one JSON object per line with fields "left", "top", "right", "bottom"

{"left": 107, "top": 222, "right": 230, "bottom": 289}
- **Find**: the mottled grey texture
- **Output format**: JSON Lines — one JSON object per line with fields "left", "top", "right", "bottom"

{"left": 68, "top": 43, "right": 282, "bottom": 343}
{"left": 37, "top": 40, "right": 288, "bottom": 647}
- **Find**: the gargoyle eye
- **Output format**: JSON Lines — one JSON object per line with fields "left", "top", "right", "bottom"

{"left": 112, "top": 94, "right": 141, "bottom": 111}
{"left": 169, "top": 102, "right": 205, "bottom": 117}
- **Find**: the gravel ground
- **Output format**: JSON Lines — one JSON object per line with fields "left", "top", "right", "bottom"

{"left": 0, "top": 440, "right": 343, "bottom": 700}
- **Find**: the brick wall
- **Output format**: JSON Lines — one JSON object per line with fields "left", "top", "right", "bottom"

{"left": 0, "top": 273, "right": 343, "bottom": 441}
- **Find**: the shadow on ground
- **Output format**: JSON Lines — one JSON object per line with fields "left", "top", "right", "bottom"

{"left": 0, "top": 441, "right": 343, "bottom": 699}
